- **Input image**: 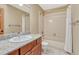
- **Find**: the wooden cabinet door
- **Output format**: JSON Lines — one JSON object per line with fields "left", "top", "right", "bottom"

{"left": 0, "top": 8, "right": 4, "bottom": 34}
{"left": 31, "top": 44, "right": 41, "bottom": 55}
{"left": 20, "top": 40, "right": 37, "bottom": 55}
{"left": 20, "top": 42, "right": 33, "bottom": 55}
{"left": 25, "top": 51, "right": 32, "bottom": 55}
{"left": 37, "top": 37, "right": 42, "bottom": 45}
{"left": 0, "top": 16, "right": 1, "bottom": 29}
{"left": 32, "top": 40, "right": 37, "bottom": 47}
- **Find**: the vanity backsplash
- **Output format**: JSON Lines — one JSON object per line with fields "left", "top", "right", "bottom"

{"left": 0, "top": 32, "right": 30, "bottom": 40}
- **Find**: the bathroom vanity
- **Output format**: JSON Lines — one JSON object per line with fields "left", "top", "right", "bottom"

{"left": 0, "top": 34, "right": 42, "bottom": 55}
{"left": 8, "top": 37, "right": 42, "bottom": 55}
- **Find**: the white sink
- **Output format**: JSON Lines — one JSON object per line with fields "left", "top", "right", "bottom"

{"left": 9, "top": 35, "right": 32, "bottom": 42}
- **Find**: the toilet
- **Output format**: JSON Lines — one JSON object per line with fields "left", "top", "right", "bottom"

{"left": 42, "top": 41, "right": 48, "bottom": 53}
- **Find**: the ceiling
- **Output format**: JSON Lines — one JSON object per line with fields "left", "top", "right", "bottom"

{"left": 39, "top": 4, "right": 67, "bottom": 10}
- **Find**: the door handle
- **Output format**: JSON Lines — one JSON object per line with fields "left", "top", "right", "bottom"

{"left": 72, "top": 20, "right": 79, "bottom": 25}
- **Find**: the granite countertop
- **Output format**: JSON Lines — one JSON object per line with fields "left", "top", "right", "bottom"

{"left": 0, "top": 34, "right": 42, "bottom": 55}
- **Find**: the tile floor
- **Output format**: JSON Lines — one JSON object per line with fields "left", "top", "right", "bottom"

{"left": 42, "top": 39, "right": 69, "bottom": 55}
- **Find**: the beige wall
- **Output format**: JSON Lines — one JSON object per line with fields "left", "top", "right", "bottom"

{"left": 0, "top": 4, "right": 26, "bottom": 33}
{"left": 30, "top": 4, "right": 44, "bottom": 34}
{"left": 25, "top": 15, "right": 30, "bottom": 33}
{"left": 44, "top": 10, "right": 66, "bottom": 42}
{"left": 71, "top": 4, "right": 79, "bottom": 54}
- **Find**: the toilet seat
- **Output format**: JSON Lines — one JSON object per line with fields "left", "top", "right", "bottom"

{"left": 42, "top": 41, "right": 48, "bottom": 46}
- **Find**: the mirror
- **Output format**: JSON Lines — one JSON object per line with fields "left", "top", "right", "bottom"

{"left": 0, "top": 5, "right": 30, "bottom": 35}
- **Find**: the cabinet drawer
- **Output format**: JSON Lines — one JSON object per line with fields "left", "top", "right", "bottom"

{"left": 31, "top": 44, "right": 41, "bottom": 55}
{"left": 8, "top": 49, "right": 19, "bottom": 55}
{"left": 20, "top": 42, "right": 33, "bottom": 55}
{"left": 25, "top": 51, "right": 32, "bottom": 55}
